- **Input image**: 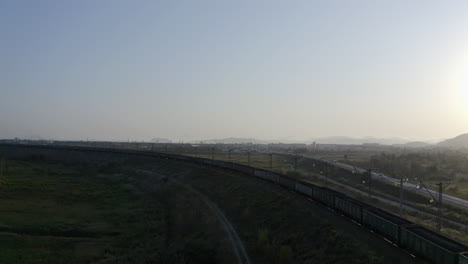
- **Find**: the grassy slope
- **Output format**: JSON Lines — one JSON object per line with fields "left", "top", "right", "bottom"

{"left": 0, "top": 158, "right": 236, "bottom": 263}
{"left": 0, "top": 159, "right": 132, "bottom": 263}
{"left": 184, "top": 152, "right": 468, "bottom": 236}
{"left": 140, "top": 158, "right": 427, "bottom": 264}
{"left": 0, "top": 154, "right": 427, "bottom": 263}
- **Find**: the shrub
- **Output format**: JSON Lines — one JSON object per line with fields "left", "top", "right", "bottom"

{"left": 279, "top": 245, "right": 293, "bottom": 264}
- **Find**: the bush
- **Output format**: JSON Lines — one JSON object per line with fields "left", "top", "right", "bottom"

{"left": 183, "top": 238, "right": 216, "bottom": 264}
{"left": 279, "top": 245, "right": 293, "bottom": 264}
{"left": 256, "top": 229, "right": 274, "bottom": 260}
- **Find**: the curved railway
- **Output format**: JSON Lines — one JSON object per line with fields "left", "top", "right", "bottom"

{"left": 1, "top": 143, "right": 467, "bottom": 264}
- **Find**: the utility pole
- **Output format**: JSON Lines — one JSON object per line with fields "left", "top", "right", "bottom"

{"left": 293, "top": 156, "right": 298, "bottom": 171}
{"left": 369, "top": 169, "right": 372, "bottom": 200}
{"left": 325, "top": 163, "right": 328, "bottom": 187}
{"left": 314, "top": 161, "right": 329, "bottom": 187}
{"left": 269, "top": 153, "right": 273, "bottom": 171}
{"left": 417, "top": 181, "right": 443, "bottom": 232}
{"left": 437, "top": 182, "right": 443, "bottom": 232}
{"left": 399, "top": 177, "right": 404, "bottom": 216}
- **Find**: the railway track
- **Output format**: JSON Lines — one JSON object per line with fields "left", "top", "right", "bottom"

{"left": 1, "top": 144, "right": 467, "bottom": 264}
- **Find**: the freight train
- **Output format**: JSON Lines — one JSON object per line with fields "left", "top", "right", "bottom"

{"left": 1, "top": 143, "right": 467, "bottom": 264}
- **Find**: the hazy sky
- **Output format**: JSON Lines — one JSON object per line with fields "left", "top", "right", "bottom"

{"left": 2, "top": 0, "right": 468, "bottom": 142}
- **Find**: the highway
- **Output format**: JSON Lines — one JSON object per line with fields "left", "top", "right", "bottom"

{"left": 305, "top": 155, "right": 468, "bottom": 209}
{"left": 304, "top": 168, "right": 468, "bottom": 230}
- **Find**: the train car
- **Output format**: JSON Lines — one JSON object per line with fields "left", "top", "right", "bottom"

{"left": 161, "top": 153, "right": 179, "bottom": 160}
{"left": 218, "top": 160, "right": 234, "bottom": 170}
{"left": 254, "top": 168, "right": 269, "bottom": 180}
{"left": 400, "top": 225, "right": 468, "bottom": 264}
{"left": 295, "top": 181, "right": 313, "bottom": 197}
{"left": 459, "top": 252, "right": 468, "bottom": 264}
{"left": 334, "top": 196, "right": 370, "bottom": 223}
{"left": 231, "top": 162, "right": 255, "bottom": 175}
{"left": 313, "top": 187, "right": 345, "bottom": 208}
{"left": 224, "top": 161, "right": 236, "bottom": 170}
{"left": 201, "top": 159, "right": 216, "bottom": 166}
{"left": 252, "top": 168, "right": 281, "bottom": 184}
{"left": 362, "top": 207, "right": 413, "bottom": 244}
{"left": 210, "top": 159, "right": 223, "bottom": 168}
{"left": 4, "top": 143, "right": 468, "bottom": 264}
{"left": 191, "top": 156, "right": 206, "bottom": 164}
{"left": 265, "top": 171, "right": 281, "bottom": 184}
{"left": 171, "top": 154, "right": 193, "bottom": 162}
{"left": 278, "top": 175, "right": 296, "bottom": 190}
{"left": 208, "top": 159, "right": 224, "bottom": 168}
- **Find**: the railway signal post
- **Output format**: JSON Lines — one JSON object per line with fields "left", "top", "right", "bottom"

{"left": 293, "top": 155, "right": 298, "bottom": 171}
{"left": 436, "top": 182, "right": 443, "bottom": 232}
{"left": 325, "top": 163, "right": 329, "bottom": 187}
{"left": 399, "top": 178, "right": 404, "bottom": 216}
{"left": 417, "top": 181, "right": 444, "bottom": 232}
{"left": 368, "top": 168, "right": 372, "bottom": 200}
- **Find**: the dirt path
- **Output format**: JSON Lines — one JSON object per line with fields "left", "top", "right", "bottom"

{"left": 139, "top": 169, "right": 252, "bottom": 264}
{"left": 184, "top": 184, "right": 252, "bottom": 264}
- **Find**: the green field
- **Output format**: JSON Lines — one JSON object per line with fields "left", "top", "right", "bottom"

{"left": 0, "top": 150, "right": 426, "bottom": 263}
{"left": 0, "top": 156, "right": 239, "bottom": 263}
{"left": 0, "top": 158, "right": 166, "bottom": 263}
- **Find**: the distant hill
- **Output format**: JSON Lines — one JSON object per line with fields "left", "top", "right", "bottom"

{"left": 437, "top": 133, "right": 468, "bottom": 148}
{"left": 313, "top": 136, "right": 409, "bottom": 145}
{"left": 393, "top": 141, "right": 433, "bottom": 148}
{"left": 199, "top": 137, "right": 302, "bottom": 144}
{"left": 195, "top": 136, "right": 420, "bottom": 145}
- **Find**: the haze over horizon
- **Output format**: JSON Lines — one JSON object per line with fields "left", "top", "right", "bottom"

{"left": 2, "top": 1, "right": 468, "bottom": 142}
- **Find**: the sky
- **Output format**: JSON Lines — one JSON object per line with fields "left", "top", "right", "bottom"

{"left": 2, "top": 0, "right": 468, "bottom": 142}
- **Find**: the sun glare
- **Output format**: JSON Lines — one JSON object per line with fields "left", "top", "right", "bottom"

{"left": 452, "top": 52, "right": 468, "bottom": 119}
{"left": 461, "top": 85, "right": 468, "bottom": 113}
{"left": 458, "top": 70, "right": 468, "bottom": 120}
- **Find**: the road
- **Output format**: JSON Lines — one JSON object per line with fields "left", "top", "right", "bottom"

{"left": 304, "top": 168, "right": 468, "bottom": 230}
{"left": 306, "top": 155, "right": 468, "bottom": 209}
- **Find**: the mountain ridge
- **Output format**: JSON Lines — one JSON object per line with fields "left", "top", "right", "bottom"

{"left": 437, "top": 133, "right": 468, "bottom": 148}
